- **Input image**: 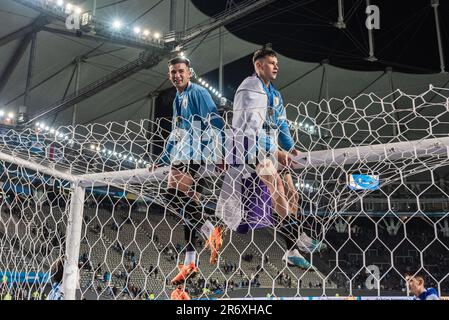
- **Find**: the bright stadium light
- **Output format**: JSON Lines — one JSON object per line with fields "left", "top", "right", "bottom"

{"left": 35, "top": 122, "right": 40, "bottom": 127}
{"left": 154, "top": 32, "right": 161, "bottom": 39}
{"left": 57, "top": 0, "right": 64, "bottom": 7}
{"left": 133, "top": 27, "right": 141, "bottom": 34}
{"left": 74, "top": 6, "right": 82, "bottom": 15}
{"left": 66, "top": 3, "right": 73, "bottom": 11}
{"left": 90, "top": 144, "right": 96, "bottom": 150}
{"left": 112, "top": 20, "right": 122, "bottom": 30}
{"left": 143, "top": 29, "right": 150, "bottom": 37}
{"left": 0, "top": 110, "right": 5, "bottom": 117}
{"left": 8, "top": 112, "right": 14, "bottom": 118}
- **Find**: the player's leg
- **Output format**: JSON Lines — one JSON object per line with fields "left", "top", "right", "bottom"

{"left": 282, "top": 171, "right": 327, "bottom": 255}
{"left": 256, "top": 160, "right": 309, "bottom": 268}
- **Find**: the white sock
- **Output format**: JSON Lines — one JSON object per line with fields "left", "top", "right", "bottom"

{"left": 184, "top": 251, "right": 196, "bottom": 266}
{"left": 200, "top": 220, "right": 214, "bottom": 239}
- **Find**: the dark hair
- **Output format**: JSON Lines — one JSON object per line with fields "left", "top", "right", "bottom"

{"left": 253, "top": 44, "right": 277, "bottom": 64}
{"left": 52, "top": 259, "right": 64, "bottom": 284}
{"left": 168, "top": 57, "right": 191, "bottom": 68}
{"left": 405, "top": 272, "right": 425, "bottom": 283}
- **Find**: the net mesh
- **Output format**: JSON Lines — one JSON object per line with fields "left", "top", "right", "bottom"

{"left": 0, "top": 86, "right": 448, "bottom": 299}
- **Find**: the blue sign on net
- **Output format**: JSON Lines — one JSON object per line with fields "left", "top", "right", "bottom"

{"left": 0, "top": 271, "right": 50, "bottom": 284}
{"left": 349, "top": 174, "right": 380, "bottom": 191}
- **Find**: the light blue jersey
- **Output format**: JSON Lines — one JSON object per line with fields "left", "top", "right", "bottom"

{"left": 416, "top": 288, "right": 439, "bottom": 300}
{"left": 259, "top": 78, "right": 295, "bottom": 152}
{"left": 47, "top": 283, "right": 64, "bottom": 300}
{"left": 158, "top": 82, "right": 225, "bottom": 165}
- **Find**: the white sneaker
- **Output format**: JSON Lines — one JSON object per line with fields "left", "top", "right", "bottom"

{"left": 296, "top": 233, "right": 327, "bottom": 253}
{"left": 282, "top": 249, "right": 311, "bottom": 269}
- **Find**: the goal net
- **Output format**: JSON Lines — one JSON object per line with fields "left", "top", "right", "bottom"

{"left": 0, "top": 85, "right": 448, "bottom": 300}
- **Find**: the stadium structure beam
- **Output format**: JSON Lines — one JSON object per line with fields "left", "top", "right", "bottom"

{"left": 13, "top": 0, "right": 167, "bottom": 51}
{"left": 365, "top": 0, "right": 377, "bottom": 62}
{"left": 40, "top": 26, "right": 166, "bottom": 51}
{"left": 24, "top": 32, "right": 37, "bottom": 109}
{"left": 0, "top": 14, "right": 51, "bottom": 48}
{"left": 170, "top": 0, "right": 177, "bottom": 32}
{"left": 431, "top": 0, "right": 446, "bottom": 73}
{"left": 334, "top": 0, "right": 346, "bottom": 29}
{"left": 0, "top": 33, "right": 33, "bottom": 96}
{"left": 25, "top": 48, "right": 169, "bottom": 124}
{"left": 177, "top": 0, "right": 276, "bottom": 45}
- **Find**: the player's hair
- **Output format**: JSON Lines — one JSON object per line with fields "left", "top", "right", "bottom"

{"left": 52, "top": 259, "right": 64, "bottom": 284}
{"left": 405, "top": 272, "right": 425, "bottom": 284}
{"left": 168, "top": 57, "right": 191, "bottom": 68}
{"left": 253, "top": 44, "right": 277, "bottom": 64}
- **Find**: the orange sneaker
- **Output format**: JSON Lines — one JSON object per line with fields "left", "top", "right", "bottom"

{"left": 205, "top": 226, "right": 224, "bottom": 265}
{"left": 170, "top": 262, "right": 198, "bottom": 285}
{"left": 171, "top": 286, "right": 191, "bottom": 300}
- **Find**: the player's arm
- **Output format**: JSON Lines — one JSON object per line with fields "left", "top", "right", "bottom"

{"left": 197, "top": 89, "right": 225, "bottom": 131}
{"left": 155, "top": 116, "right": 176, "bottom": 167}
{"left": 276, "top": 102, "right": 302, "bottom": 166}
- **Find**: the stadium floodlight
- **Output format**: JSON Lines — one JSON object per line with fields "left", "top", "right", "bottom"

{"left": 8, "top": 112, "right": 14, "bottom": 118}
{"left": 0, "top": 110, "right": 4, "bottom": 117}
{"left": 143, "top": 29, "right": 150, "bottom": 37}
{"left": 133, "top": 27, "right": 141, "bottom": 34}
{"left": 35, "top": 122, "right": 40, "bottom": 127}
{"left": 112, "top": 20, "right": 122, "bottom": 30}
{"left": 154, "top": 32, "right": 161, "bottom": 39}
{"left": 57, "top": 0, "right": 64, "bottom": 7}
{"left": 74, "top": 6, "right": 82, "bottom": 15}
{"left": 66, "top": 3, "right": 73, "bottom": 11}
{"left": 90, "top": 144, "right": 96, "bottom": 150}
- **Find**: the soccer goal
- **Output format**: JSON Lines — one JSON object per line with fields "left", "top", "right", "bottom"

{"left": 0, "top": 86, "right": 448, "bottom": 300}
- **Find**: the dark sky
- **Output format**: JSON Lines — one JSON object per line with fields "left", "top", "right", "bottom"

{"left": 191, "top": 0, "right": 449, "bottom": 74}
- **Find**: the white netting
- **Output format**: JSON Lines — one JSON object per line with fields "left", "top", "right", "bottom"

{"left": 0, "top": 86, "right": 448, "bottom": 300}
